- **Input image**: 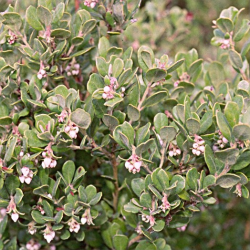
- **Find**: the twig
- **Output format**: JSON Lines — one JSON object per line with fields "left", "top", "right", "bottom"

{"left": 128, "top": 235, "right": 143, "bottom": 247}
{"left": 138, "top": 83, "right": 151, "bottom": 111}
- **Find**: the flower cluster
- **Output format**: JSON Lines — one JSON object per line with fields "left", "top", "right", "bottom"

{"left": 159, "top": 194, "right": 171, "bottom": 213}
{"left": 174, "top": 72, "right": 190, "bottom": 87}
{"left": 7, "top": 30, "right": 17, "bottom": 45}
{"left": 42, "top": 145, "right": 57, "bottom": 169}
{"left": 168, "top": 143, "right": 181, "bottom": 157}
{"left": 64, "top": 122, "right": 79, "bottom": 139}
{"left": 192, "top": 135, "right": 205, "bottom": 156}
{"left": 58, "top": 110, "right": 68, "bottom": 123}
{"left": 141, "top": 213, "right": 155, "bottom": 227}
{"left": 43, "top": 224, "right": 55, "bottom": 243}
{"left": 68, "top": 218, "right": 80, "bottom": 233}
{"left": 66, "top": 62, "right": 80, "bottom": 76}
{"left": 220, "top": 39, "right": 230, "bottom": 50}
{"left": 125, "top": 154, "right": 142, "bottom": 174}
{"left": 213, "top": 131, "right": 228, "bottom": 151}
{"left": 37, "top": 62, "right": 47, "bottom": 80}
{"left": 84, "top": 0, "right": 98, "bottom": 8}
{"left": 26, "top": 239, "right": 41, "bottom": 250}
{"left": 156, "top": 59, "right": 166, "bottom": 70}
{"left": 19, "top": 166, "right": 33, "bottom": 185}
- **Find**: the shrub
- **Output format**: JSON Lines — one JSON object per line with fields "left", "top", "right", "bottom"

{"left": 0, "top": 1, "right": 250, "bottom": 249}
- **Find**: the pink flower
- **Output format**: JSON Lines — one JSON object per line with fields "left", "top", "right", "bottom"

{"left": 37, "top": 62, "right": 47, "bottom": 80}
{"left": 125, "top": 154, "right": 142, "bottom": 174}
{"left": 68, "top": 218, "right": 80, "bottom": 233}
{"left": 43, "top": 224, "right": 55, "bottom": 243}
{"left": 192, "top": 135, "right": 205, "bottom": 156}
{"left": 159, "top": 194, "right": 171, "bottom": 212}
{"left": 26, "top": 239, "right": 41, "bottom": 250}
{"left": 19, "top": 167, "right": 33, "bottom": 184}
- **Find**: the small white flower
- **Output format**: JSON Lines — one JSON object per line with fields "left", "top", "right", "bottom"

{"left": 121, "top": 87, "right": 126, "bottom": 92}
{"left": 11, "top": 213, "right": 19, "bottom": 222}
{"left": 81, "top": 217, "right": 87, "bottom": 225}
{"left": 19, "top": 151, "right": 24, "bottom": 157}
{"left": 43, "top": 225, "right": 55, "bottom": 243}
{"left": 42, "top": 157, "right": 52, "bottom": 168}
{"left": 104, "top": 86, "right": 111, "bottom": 93}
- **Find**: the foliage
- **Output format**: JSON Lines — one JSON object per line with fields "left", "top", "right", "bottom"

{"left": 0, "top": 0, "right": 250, "bottom": 249}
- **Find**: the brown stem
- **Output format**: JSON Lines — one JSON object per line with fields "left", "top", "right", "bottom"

{"left": 128, "top": 235, "right": 143, "bottom": 247}
{"left": 112, "top": 154, "right": 119, "bottom": 211}
{"left": 138, "top": 83, "right": 152, "bottom": 111}
{"left": 75, "top": 0, "right": 80, "bottom": 11}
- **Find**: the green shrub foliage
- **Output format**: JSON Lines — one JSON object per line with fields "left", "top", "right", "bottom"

{"left": 0, "top": 1, "right": 250, "bottom": 249}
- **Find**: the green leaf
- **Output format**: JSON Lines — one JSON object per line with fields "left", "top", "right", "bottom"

{"left": 215, "top": 148, "right": 239, "bottom": 166}
{"left": 204, "top": 145, "right": 216, "bottom": 175}
{"left": 234, "top": 19, "right": 250, "bottom": 42}
{"left": 98, "top": 37, "right": 110, "bottom": 58}
{"left": 42, "top": 200, "right": 53, "bottom": 217}
{"left": 186, "top": 168, "right": 199, "bottom": 191}
{"left": 70, "top": 108, "right": 91, "bottom": 129}
{"left": 167, "top": 59, "right": 185, "bottom": 73}
{"left": 135, "top": 122, "right": 150, "bottom": 146}
{"left": 124, "top": 202, "right": 141, "bottom": 213}
{"left": 103, "top": 115, "right": 119, "bottom": 131}
{"left": 2, "top": 12, "right": 22, "bottom": 31}
{"left": 86, "top": 185, "right": 97, "bottom": 203}
{"left": 208, "top": 62, "right": 225, "bottom": 88}
{"left": 96, "top": 57, "right": 108, "bottom": 76}
{"left": 62, "top": 161, "right": 75, "bottom": 184}
{"left": 136, "top": 241, "right": 157, "bottom": 250}
{"left": 52, "top": 2, "right": 65, "bottom": 23}
{"left": 146, "top": 68, "right": 166, "bottom": 83}
{"left": 82, "top": 19, "right": 96, "bottom": 35}
{"left": 31, "top": 210, "right": 46, "bottom": 224}
{"left": 5, "top": 176, "right": 19, "bottom": 195}
{"left": 216, "top": 111, "right": 232, "bottom": 141}
{"left": 154, "top": 113, "right": 168, "bottom": 134}
{"left": 199, "top": 110, "right": 213, "bottom": 134}
{"left": 159, "top": 126, "right": 177, "bottom": 143}
{"left": 186, "top": 118, "right": 200, "bottom": 134}
{"left": 127, "top": 105, "right": 140, "bottom": 121}
{"left": 151, "top": 169, "right": 169, "bottom": 191}
{"left": 14, "top": 188, "right": 23, "bottom": 204}
{"left": 229, "top": 49, "right": 243, "bottom": 69}
{"left": 37, "top": 5, "right": 52, "bottom": 26}
{"left": 216, "top": 173, "right": 240, "bottom": 188}
{"left": 4, "top": 136, "right": 17, "bottom": 162}
{"left": 113, "top": 122, "right": 134, "bottom": 148}
{"left": 131, "top": 178, "right": 145, "bottom": 197}
{"left": 138, "top": 46, "right": 154, "bottom": 72}
{"left": 24, "top": 130, "right": 48, "bottom": 148}
{"left": 112, "top": 58, "right": 124, "bottom": 78}
{"left": 231, "top": 150, "right": 250, "bottom": 170}
{"left": 142, "top": 91, "right": 168, "bottom": 108}
{"left": 232, "top": 124, "right": 250, "bottom": 141}
{"left": 51, "top": 29, "right": 71, "bottom": 39}
{"left": 113, "top": 235, "right": 128, "bottom": 250}
{"left": 152, "top": 220, "right": 165, "bottom": 232}
{"left": 216, "top": 17, "right": 233, "bottom": 32}
{"left": 26, "top": 6, "right": 44, "bottom": 30}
